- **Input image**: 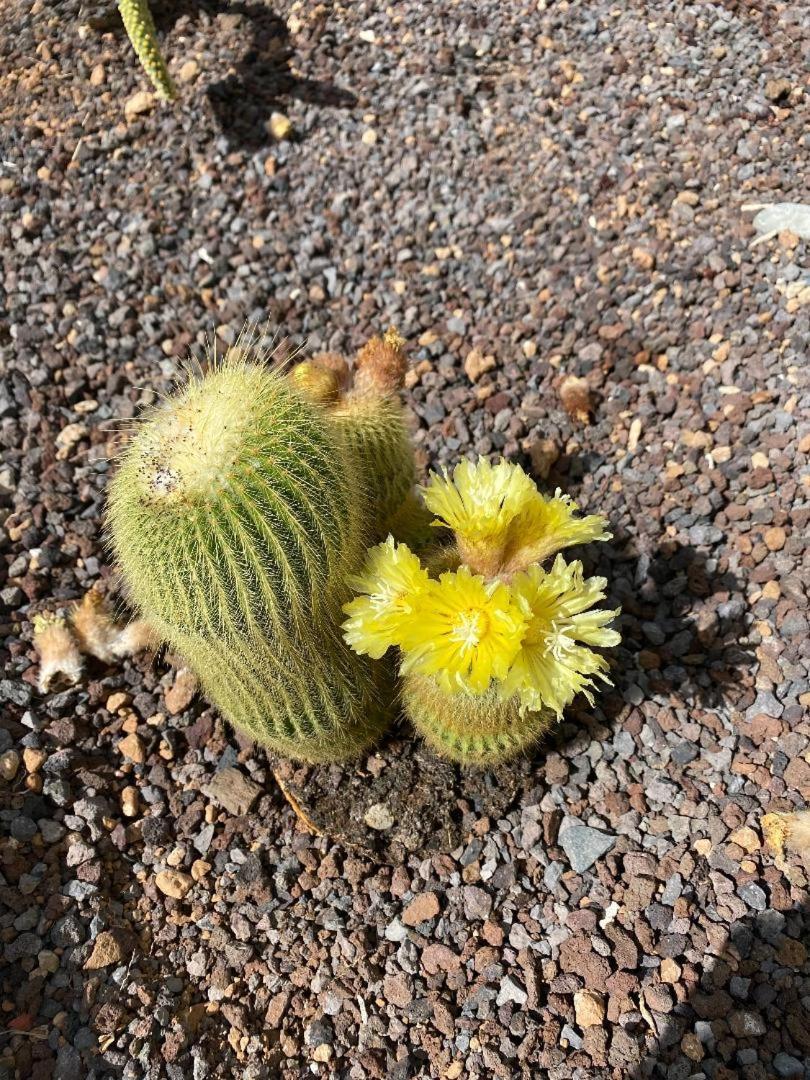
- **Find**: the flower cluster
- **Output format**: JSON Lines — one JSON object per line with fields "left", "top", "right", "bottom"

{"left": 343, "top": 458, "right": 620, "bottom": 718}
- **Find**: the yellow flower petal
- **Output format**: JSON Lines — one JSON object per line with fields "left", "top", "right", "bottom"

{"left": 399, "top": 565, "right": 527, "bottom": 695}
{"left": 502, "top": 555, "right": 620, "bottom": 717}
{"left": 342, "top": 538, "right": 429, "bottom": 659}
{"left": 503, "top": 489, "right": 611, "bottom": 571}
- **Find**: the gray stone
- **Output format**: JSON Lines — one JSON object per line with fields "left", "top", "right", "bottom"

{"left": 496, "top": 975, "right": 527, "bottom": 1007}
{"left": 773, "top": 1053, "right": 805, "bottom": 1078}
{"left": 4, "top": 932, "right": 42, "bottom": 961}
{"left": 738, "top": 882, "right": 767, "bottom": 911}
{"left": 559, "top": 823, "right": 616, "bottom": 874}
{"left": 51, "top": 914, "right": 86, "bottom": 947}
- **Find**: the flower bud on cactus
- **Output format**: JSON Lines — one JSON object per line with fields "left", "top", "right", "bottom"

{"left": 118, "top": 0, "right": 176, "bottom": 101}
{"left": 108, "top": 353, "right": 390, "bottom": 762}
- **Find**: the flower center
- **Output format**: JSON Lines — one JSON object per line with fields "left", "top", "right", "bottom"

{"left": 451, "top": 608, "right": 488, "bottom": 649}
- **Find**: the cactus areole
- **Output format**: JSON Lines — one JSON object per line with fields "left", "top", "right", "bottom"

{"left": 108, "top": 357, "right": 392, "bottom": 762}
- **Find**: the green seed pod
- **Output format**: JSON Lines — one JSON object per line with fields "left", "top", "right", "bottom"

{"left": 108, "top": 356, "right": 389, "bottom": 761}
{"left": 401, "top": 674, "right": 554, "bottom": 765}
{"left": 118, "top": 0, "right": 176, "bottom": 101}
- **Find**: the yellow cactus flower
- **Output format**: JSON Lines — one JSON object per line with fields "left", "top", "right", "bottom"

{"left": 421, "top": 457, "right": 537, "bottom": 574}
{"left": 399, "top": 566, "right": 527, "bottom": 695}
{"left": 421, "top": 457, "right": 610, "bottom": 576}
{"left": 342, "top": 538, "right": 429, "bottom": 659}
{"left": 502, "top": 489, "right": 611, "bottom": 572}
{"left": 501, "top": 555, "right": 620, "bottom": 717}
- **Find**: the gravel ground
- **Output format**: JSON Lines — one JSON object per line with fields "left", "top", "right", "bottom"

{"left": 2, "top": 1, "right": 809, "bottom": 1078}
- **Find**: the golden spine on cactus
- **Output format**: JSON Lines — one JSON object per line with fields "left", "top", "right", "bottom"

{"left": 107, "top": 352, "right": 389, "bottom": 762}
{"left": 293, "top": 329, "right": 417, "bottom": 541}
{"left": 118, "top": 0, "right": 176, "bottom": 101}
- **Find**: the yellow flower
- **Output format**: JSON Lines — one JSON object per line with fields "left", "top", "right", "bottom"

{"left": 421, "top": 457, "right": 610, "bottom": 576}
{"left": 421, "top": 457, "right": 537, "bottom": 574}
{"left": 501, "top": 555, "right": 620, "bottom": 717}
{"left": 342, "top": 538, "right": 430, "bottom": 659}
{"left": 502, "top": 489, "right": 611, "bottom": 572}
{"left": 399, "top": 566, "right": 527, "bottom": 695}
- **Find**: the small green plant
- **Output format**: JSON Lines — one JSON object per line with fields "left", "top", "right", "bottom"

{"left": 108, "top": 336, "right": 414, "bottom": 762}
{"left": 343, "top": 458, "right": 620, "bottom": 764}
{"left": 118, "top": 0, "right": 176, "bottom": 100}
{"left": 304, "top": 330, "right": 416, "bottom": 540}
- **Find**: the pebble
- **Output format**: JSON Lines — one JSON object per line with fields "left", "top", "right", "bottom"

{"left": 402, "top": 892, "right": 440, "bottom": 926}
{"left": 559, "top": 823, "right": 616, "bottom": 873}
{"left": 155, "top": 870, "right": 195, "bottom": 900}
{"left": 573, "top": 989, "right": 606, "bottom": 1028}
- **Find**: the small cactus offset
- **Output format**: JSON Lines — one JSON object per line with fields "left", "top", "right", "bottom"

{"left": 343, "top": 458, "right": 620, "bottom": 764}
{"left": 118, "top": 0, "right": 176, "bottom": 100}
{"left": 293, "top": 329, "right": 417, "bottom": 542}
{"left": 108, "top": 346, "right": 403, "bottom": 762}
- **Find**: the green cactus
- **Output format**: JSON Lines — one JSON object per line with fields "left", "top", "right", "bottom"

{"left": 107, "top": 354, "right": 391, "bottom": 762}
{"left": 401, "top": 674, "right": 554, "bottom": 765}
{"left": 118, "top": 0, "right": 176, "bottom": 100}
{"left": 332, "top": 396, "right": 416, "bottom": 539}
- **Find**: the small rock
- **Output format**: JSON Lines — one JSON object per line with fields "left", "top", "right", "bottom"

{"left": 179, "top": 60, "right": 199, "bottom": 83}
{"left": 363, "top": 803, "right": 394, "bottom": 830}
{"left": 155, "top": 869, "right": 194, "bottom": 900}
{"left": 559, "top": 823, "right": 616, "bottom": 873}
{"left": 764, "top": 78, "right": 792, "bottom": 103}
{"left": 1, "top": 749, "right": 21, "bottom": 781}
{"left": 773, "top": 1052, "right": 805, "bottom": 1078}
{"left": 496, "top": 975, "right": 527, "bottom": 1007}
{"left": 528, "top": 437, "right": 559, "bottom": 479}
{"left": 124, "top": 91, "right": 155, "bottom": 119}
{"left": 117, "top": 732, "right": 146, "bottom": 764}
{"left": 89, "top": 64, "right": 105, "bottom": 87}
{"left": 573, "top": 989, "right": 606, "bottom": 1027}
{"left": 659, "top": 957, "right": 681, "bottom": 983}
{"left": 204, "top": 767, "right": 262, "bottom": 816}
{"left": 763, "top": 526, "right": 786, "bottom": 551}
{"left": 83, "top": 930, "right": 127, "bottom": 970}
{"left": 402, "top": 892, "right": 440, "bottom": 926}
{"left": 121, "top": 786, "right": 139, "bottom": 817}
{"left": 464, "top": 348, "right": 497, "bottom": 382}
{"left": 267, "top": 112, "right": 293, "bottom": 140}
{"left": 23, "top": 747, "right": 47, "bottom": 774}
{"left": 165, "top": 668, "right": 198, "bottom": 714}
{"left": 559, "top": 375, "right": 593, "bottom": 423}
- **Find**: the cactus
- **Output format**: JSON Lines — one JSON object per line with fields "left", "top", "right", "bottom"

{"left": 343, "top": 459, "right": 620, "bottom": 765}
{"left": 401, "top": 675, "right": 554, "bottom": 765}
{"left": 107, "top": 352, "right": 392, "bottom": 762}
{"left": 118, "top": 0, "right": 176, "bottom": 101}
{"left": 293, "top": 329, "right": 416, "bottom": 542}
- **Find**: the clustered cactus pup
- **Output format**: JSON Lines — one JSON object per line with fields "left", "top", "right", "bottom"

{"left": 343, "top": 459, "right": 620, "bottom": 765}
{"left": 108, "top": 333, "right": 416, "bottom": 762}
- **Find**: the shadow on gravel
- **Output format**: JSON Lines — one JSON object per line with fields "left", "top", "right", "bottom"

{"left": 629, "top": 901, "right": 810, "bottom": 1079}
{"left": 147, "top": 0, "right": 357, "bottom": 149}
{"left": 603, "top": 537, "right": 755, "bottom": 713}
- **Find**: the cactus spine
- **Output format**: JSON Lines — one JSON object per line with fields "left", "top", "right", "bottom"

{"left": 108, "top": 355, "right": 390, "bottom": 762}
{"left": 401, "top": 675, "right": 554, "bottom": 765}
{"left": 294, "top": 329, "right": 417, "bottom": 542}
{"left": 118, "top": 0, "right": 176, "bottom": 101}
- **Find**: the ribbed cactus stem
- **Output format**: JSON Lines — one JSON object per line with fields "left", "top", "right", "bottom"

{"left": 401, "top": 674, "right": 554, "bottom": 765}
{"left": 118, "top": 0, "right": 176, "bottom": 100}
{"left": 331, "top": 396, "right": 416, "bottom": 538}
{"left": 108, "top": 356, "right": 389, "bottom": 762}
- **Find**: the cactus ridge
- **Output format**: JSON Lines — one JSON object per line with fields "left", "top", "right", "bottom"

{"left": 401, "top": 674, "right": 554, "bottom": 766}
{"left": 109, "top": 359, "right": 362, "bottom": 642}
{"left": 332, "top": 396, "right": 416, "bottom": 537}
{"left": 108, "top": 353, "right": 389, "bottom": 761}
{"left": 118, "top": 0, "right": 176, "bottom": 100}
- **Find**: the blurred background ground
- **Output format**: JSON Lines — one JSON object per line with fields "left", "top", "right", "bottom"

{"left": 1, "top": 1, "right": 809, "bottom": 1078}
